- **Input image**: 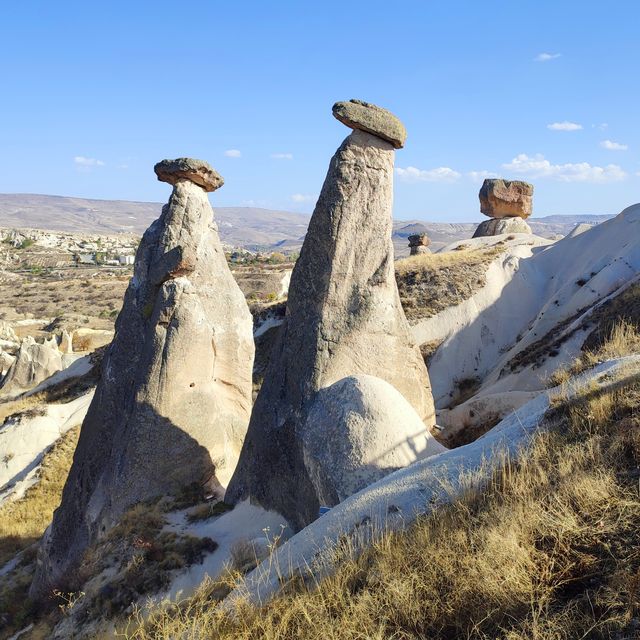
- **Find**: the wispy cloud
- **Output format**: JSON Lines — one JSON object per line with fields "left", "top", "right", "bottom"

{"left": 593, "top": 123, "right": 609, "bottom": 130}
{"left": 534, "top": 52, "right": 561, "bottom": 62}
{"left": 395, "top": 166, "right": 461, "bottom": 183}
{"left": 503, "top": 153, "right": 627, "bottom": 183}
{"left": 241, "top": 199, "right": 270, "bottom": 207}
{"left": 547, "top": 121, "right": 583, "bottom": 131}
{"left": 271, "top": 153, "right": 293, "bottom": 160}
{"left": 74, "top": 156, "right": 105, "bottom": 167}
{"left": 224, "top": 149, "right": 242, "bottom": 158}
{"left": 600, "top": 139, "right": 628, "bottom": 151}
{"left": 291, "top": 193, "right": 316, "bottom": 203}
{"left": 468, "top": 170, "right": 499, "bottom": 183}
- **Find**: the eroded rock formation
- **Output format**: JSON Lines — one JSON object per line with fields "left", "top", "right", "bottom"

{"left": 474, "top": 178, "right": 534, "bottom": 237}
{"left": 301, "top": 375, "right": 445, "bottom": 505}
{"left": 479, "top": 178, "right": 533, "bottom": 219}
{"left": 227, "top": 102, "right": 436, "bottom": 530}
{"left": 408, "top": 233, "right": 431, "bottom": 255}
{"left": 31, "top": 158, "right": 254, "bottom": 598}
{"left": 0, "top": 336, "right": 62, "bottom": 397}
{"left": 473, "top": 217, "right": 532, "bottom": 237}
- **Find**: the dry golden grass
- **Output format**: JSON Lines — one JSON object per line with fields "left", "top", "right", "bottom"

{"left": 121, "top": 374, "right": 640, "bottom": 640}
{"left": 396, "top": 246, "right": 504, "bottom": 321}
{"left": 0, "top": 394, "right": 44, "bottom": 425}
{"left": 395, "top": 245, "right": 502, "bottom": 274}
{"left": 0, "top": 425, "right": 79, "bottom": 566}
{"left": 548, "top": 319, "right": 640, "bottom": 387}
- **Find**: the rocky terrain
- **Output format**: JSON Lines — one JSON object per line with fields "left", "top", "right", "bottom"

{"left": 0, "top": 100, "right": 638, "bottom": 640}
{"left": 0, "top": 194, "right": 612, "bottom": 257}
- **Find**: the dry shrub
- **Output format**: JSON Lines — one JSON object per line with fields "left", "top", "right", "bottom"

{"left": 121, "top": 376, "right": 640, "bottom": 640}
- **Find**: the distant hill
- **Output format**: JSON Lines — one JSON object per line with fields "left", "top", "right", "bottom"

{"left": 0, "top": 193, "right": 615, "bottom": 254}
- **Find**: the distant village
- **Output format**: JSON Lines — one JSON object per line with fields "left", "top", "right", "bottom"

{"left": 0, "top": 227, "right": 295, "bottom": 272}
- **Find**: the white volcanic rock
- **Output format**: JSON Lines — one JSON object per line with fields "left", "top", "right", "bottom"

{"left": 301, "top": 375, "right": 445, "bottom": 506}
{"left": 31, "top": 158, "right": 254, "bottom": 598}
{"left": 411, "top": 204, "right": 640, "bottom": 415}
{"left": 0, "top": 336, "right": 63, "bottom": 397}
{"left": 227, "top": 104, "right": 434, "bottom": 530}
{"left": 473, "top": 217, "right": 532, "bottom": 237}
{"left": 0, "top": 390, "right": 94, "bottom": 505}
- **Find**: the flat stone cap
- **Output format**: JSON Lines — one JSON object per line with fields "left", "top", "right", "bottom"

{"left": 479, "top": 178, "right": 533, "bottom": 219}
{"left": 154, "top": 158, "right": 224, "bottom": 192}
{"left": 408, "top": 233, "right": 430, "bottom": 247}
{"left": 332, "top": 99, "right": 407, "bottom": 149}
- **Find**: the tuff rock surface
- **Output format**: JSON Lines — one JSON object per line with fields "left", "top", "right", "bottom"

{"left": 227, "top": 118, "right": 435, "bottom": 530}
{"left": 473, "top": 216, "right": 532, "bottom": 237}
{"left": 154, "top": 157, "right": 224, "bottom": 192}
{"left": 301, "top": 375, "right": 445, "bottom": 506}
{"left": 332, "top": 99, "right": 407, "bottom": 149}
{"left": 479, "top": 178, "right": 533, "bottom": 219}
{"left": 31, "top": 158, "right": 254, "bottom": 598}
{"left": 0, "top": 336, "right": 63, "bottom": 397}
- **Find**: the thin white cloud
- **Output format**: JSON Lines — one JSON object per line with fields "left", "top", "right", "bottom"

{"left": 271, "top": 153, "right": 293, "bottom": 160}
{"left": 74, "top": 156, "right": 105, "bottom": 167}
{"left": 467, "top": 170, "right": 499, "bottom": 183}
{"left": 535, "top": 52, "right": 561, "bottom": 62}
{"left": 395, "top": 166, "right": 461, "bottom": 183}
{"left": 241, "top": 199, "right": 270, "bottom": 207}
{"left": 594, "top": 123, "right": 609, "bottom": 130}
{"left": 291, "top": 193, "right": 316, "bottom": 203}
{"left": 600, "top": 139, "right": 628, "bottom": 151}
{"left": 547, "top": 121, "right": 583, "bottom": 131}
{"left": 502, "top": 153, "right": 627, "bottom": 183}
{"left": 224, "top": 149, "right": 242, "bottom": 158}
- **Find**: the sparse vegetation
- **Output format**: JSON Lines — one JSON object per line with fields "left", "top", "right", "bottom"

{"left": 0, "top": 425, "right": 80, "bottom": 566}
{"left": 0, "top": 274, "right": 129, "bottom": 323}
{"left": 186, "top": 500, "right": 233, "bottom": 523}
{"left": 548, "top": 318, "right": 640, "bottom": 387}
{"left": 121, "top": 371, "right": 640, "bottom": 639}
{"left": 505, "top": 282, "right": 640, "bottom": 376}
{"left": 396, "top": 246, "right": 504, "bottom": 321}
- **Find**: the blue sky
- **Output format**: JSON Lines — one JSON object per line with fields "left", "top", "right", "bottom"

{"left": 1, "top": 1, "right": 638, "bottom": 222}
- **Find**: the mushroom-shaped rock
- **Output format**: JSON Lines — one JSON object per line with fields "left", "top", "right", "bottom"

{"left": 227, "top": 105, "right": 435, "bottom": 530}
{"left": 31, "top": 157, "right": 254, "bottom": 599}
{"left": 479, "top": 178, "right": 533, "bottom": 219}
{"left": 301, "top": 375, "right": 446, "bottom": 506}
{"left": 154, "top": 157, "right": 224, "bottom": 192}
{"left": 332, "top": 99, "right": 407, "bottom": 149}
{"left": 473, "top": 217, "right": 532, "bottom": 237}
{"left": 408, "top": 233, "right": 431, "bottom": 255}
